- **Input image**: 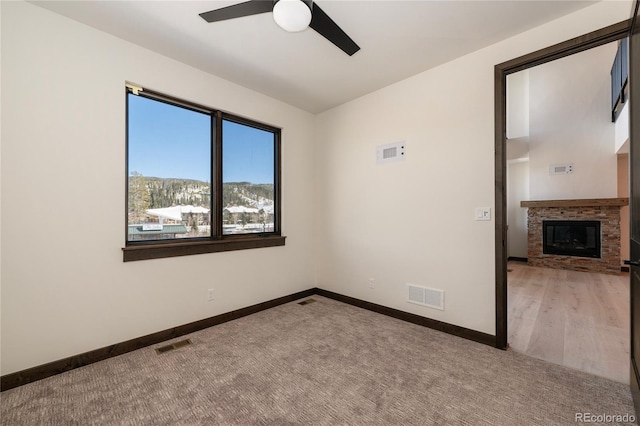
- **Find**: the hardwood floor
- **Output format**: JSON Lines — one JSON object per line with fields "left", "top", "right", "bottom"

{"left": 507, "top": 261, "right": 630, "bottom": 384}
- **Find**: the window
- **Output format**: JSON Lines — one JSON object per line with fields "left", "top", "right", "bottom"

{"left": 123, "top": 85, "right": 283, "bottom": 261}
{"left": 610, "top": 37, "right": 628, "bottom": 122}
{"left": 222, "top": 119, "right": 276, "bottom": 235}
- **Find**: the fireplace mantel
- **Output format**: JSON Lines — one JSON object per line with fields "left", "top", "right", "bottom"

{"left": 520, "top": 198, "right": 628, "bottom": 208}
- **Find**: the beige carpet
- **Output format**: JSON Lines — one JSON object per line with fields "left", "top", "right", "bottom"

{"left": 1, "top": 296, "right": 635, "bottom": 425}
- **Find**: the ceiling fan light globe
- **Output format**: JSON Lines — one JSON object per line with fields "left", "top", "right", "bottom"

{"left": 273, "top": 0, "right": 311, "bottom": 33}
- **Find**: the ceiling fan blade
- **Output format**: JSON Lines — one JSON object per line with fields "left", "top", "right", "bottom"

{"left": 309, "top": 3, "right": 360, "bottom": 56}
{"left": 200, "top": 0, "right": 274, "bottom": 23}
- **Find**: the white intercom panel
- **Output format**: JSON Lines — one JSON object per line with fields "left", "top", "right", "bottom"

{"left": 376, "top": 142, "right": 406, "bottom": 164}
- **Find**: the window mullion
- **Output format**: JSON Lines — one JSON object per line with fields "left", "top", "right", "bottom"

{"left": 214, "top": 111, "right": 224, "bottom": 239}
{"left": 275, "top": 130, "right": 281, "bottom": 234}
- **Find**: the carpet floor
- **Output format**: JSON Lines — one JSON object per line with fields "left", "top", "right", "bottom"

{"left": 0, "top": 296, "right": 635, "bottom": 425}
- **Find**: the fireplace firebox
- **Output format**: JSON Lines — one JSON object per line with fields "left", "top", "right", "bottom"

{"left": 542, "top": 220, "right": 601, "bottom": 258}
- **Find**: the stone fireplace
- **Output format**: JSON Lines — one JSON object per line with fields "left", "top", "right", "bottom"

{"left": 521, "top": 198, "right": 628, "bottom": 275}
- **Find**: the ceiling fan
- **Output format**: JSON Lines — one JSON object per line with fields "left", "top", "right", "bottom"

{"left": 199, "top": 0, "right": 360, "bottom": 56}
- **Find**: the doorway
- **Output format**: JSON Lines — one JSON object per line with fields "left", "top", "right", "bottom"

{"left": 494, "top": 18, "right": 632, "bottom": 362}
{"left": 503, "top": 42, "right": 630, "bottom": 383}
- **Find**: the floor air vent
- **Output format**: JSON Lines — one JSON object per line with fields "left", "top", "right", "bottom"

{"left": 407, "top": 284, "right": 444, "bottom": 310}
{"left": 298, "top": 299, "right": 316, "bottom": 305}
{"left": 155, "top": 339, "right": 192, "bottom": 355}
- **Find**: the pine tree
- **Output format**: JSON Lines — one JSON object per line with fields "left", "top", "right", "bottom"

{"left": 128, "top": 171, "right": 151, "bottom": 224}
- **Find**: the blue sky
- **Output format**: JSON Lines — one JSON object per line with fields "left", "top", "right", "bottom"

{"left": 128, "top": 94, "right": 274, "bottom": 184}
{"left": 222, "top": 120, "right": 274, "bottom": 185}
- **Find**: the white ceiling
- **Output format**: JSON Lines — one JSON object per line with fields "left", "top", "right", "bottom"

{"left": 31, "top": 0, "right": 597, "bottom": 113}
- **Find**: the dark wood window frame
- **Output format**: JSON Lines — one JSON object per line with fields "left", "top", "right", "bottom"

{"left": 122, "top": 86, "right": 284, "bottom": 262}
{"left": 494, "top": 19, "right": 631, "bottom": 349}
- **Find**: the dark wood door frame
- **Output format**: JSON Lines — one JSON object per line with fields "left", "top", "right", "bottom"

{"left": 628, "top": 0, "right": 640, "bottom": 416}
{"left": 494, "top": 19, "right": 632, "bottom": 350}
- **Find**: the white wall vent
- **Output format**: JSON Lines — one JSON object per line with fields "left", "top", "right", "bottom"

{"left": 376, "top": 141, "right": 405, "bottom": 164}
{"left": 407, "top": 284, "right": 444, "bottom": 310}
{"left": 549, "top": 163, "right": 573, "bottom": 175}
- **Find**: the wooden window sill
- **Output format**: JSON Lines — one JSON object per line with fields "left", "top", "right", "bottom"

{"left": 123, "top": 235, "right": 286, "bottom": 262}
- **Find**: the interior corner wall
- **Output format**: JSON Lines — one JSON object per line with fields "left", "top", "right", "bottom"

{"left": 618, "top": 154, "right": 630, "bottom": 264}
{"left": 528, "top": 42, "right": 619, "bottom": 200}
{"left": 507, "top": 161, "right": 530, "bottom": 259}
{"left": 1, "top": 1, "right": 316, "bottom": 375}
{"left": 314, "top": 1, "right": 631, "bottom": 336}
{"left": 507, "top": 70, "right": 530, "bottom": 139}
{"left": 615, "top": 102, "right": 630, "bottom": 152}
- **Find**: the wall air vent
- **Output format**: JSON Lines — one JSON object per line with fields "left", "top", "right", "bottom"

{"left": 155, "top": 339, "right": 192, "bottom": 355}
{"left": 407, "top": 284, "right": 444, "bottom": 310}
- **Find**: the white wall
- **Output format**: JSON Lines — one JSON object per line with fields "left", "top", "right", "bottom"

{"left": 507, "top": 160, "right": 530, "bottom": 259}
{"left": 315, "top": 1, "right": 631, "bottom": 335}
{"left": 618, "top": 154, "right": 630, "bottom": 265}
{"left": 615, "top": 101, "right": 630, "bottom": 154}
{"left": 507, "top": 70, "right": 530, "bottom": 139}
{"left": 528, "top": 42, "right": 618, "bottom": 200}
{"left": 506, "top": 137, "right": 530, "bottom": 161}
{"left": 0, "top": 1, "right": 316, "bottom": 374}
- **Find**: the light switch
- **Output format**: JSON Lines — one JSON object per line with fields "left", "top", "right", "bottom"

{"left": 475, "top": 207, "right": 491, "bottom": 221}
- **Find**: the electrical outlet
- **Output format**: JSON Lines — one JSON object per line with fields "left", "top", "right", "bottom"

{"left": 369, "top": 278, "right": 375, "bottom": 289}
{"left": 207, "top": 288, "right": 215, "bottom": 301}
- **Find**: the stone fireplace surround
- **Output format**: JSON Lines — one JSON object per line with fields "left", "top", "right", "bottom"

{"left": 521, "top": 198, "right": 629, "bottom": 275}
